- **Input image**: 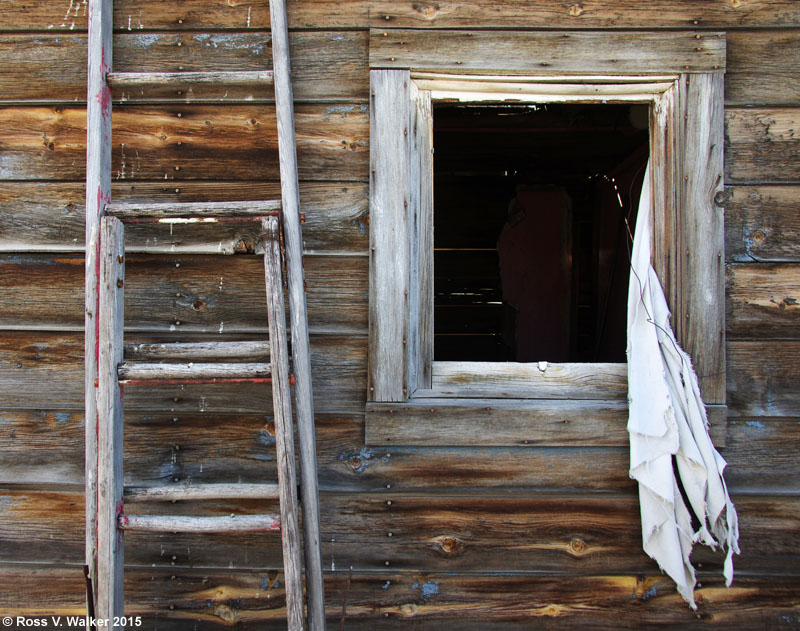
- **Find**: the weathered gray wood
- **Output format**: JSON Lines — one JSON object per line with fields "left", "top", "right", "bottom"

{"left": 269, "top": 2, "right": 326, "bottom": 627}
{"left": 0, "top": 331, "right": 368, "bottom": 416}
{"left": 0, "top": 181, "right": 369, "bottom": 255}
{"left": 0, "top": 105, "right": 369, "bottom": 182}
{"left": 423, "top": 362, "right": 628, "bottom": 400}
{"left": 726, "top": 108, "right": 800, "bottom": 182}
{"left": 118, "top": 513, "right": 280, "bottom": 533}
{"left": 262, "top": 216, "right": 304, "bottom": 631}
{"left": 6, "top": 0, "right": 800, "bottom": 31}
{"left": 96, "top": 216, "right": 125, "bottom": 623}
{"left": 369, "top": 30, "right": 726, "bottom": 74}
{"left": 118, "top": 361, "right": 271, "bottom": 381}
{"left": 124, "top": 483, "right": 280, "bottom": 501}
{"left": 107, "top": 200, "right": 281, "bottom": 219}
{"left": 368, "top": 69, "right": 411, "bottom": 402}
{"left": 124, "top": 340, "right": 270, "bottom": 360}
{"left": 407, "top": 82, "right": 433, "bottom": 394}
{"left": 84, "top": 0, "right": 113, "bottom": 612}
{"left": 0, "top": 252, "right": 368, "bottom": 335}
{"left": 108, "top": 70, "right": 274, "bottom": 88}
{"left": 725, "top": 186, "right": 800, "bottom": 263}
{"left": 366, "top": 1, "right": 800, "bottom": 29}
{"left": 0, "top": 32, "right": 368, "bottom": 104}
{"left": 726, "top": 263, "right": 800, "bottom": 339}
{"left": 680, "top": 72, "right": 727, "bottom": 405}
{"left": 365, "top": 399, "right": 727, "bottom": 447}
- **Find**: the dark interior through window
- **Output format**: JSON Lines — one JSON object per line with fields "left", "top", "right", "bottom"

{"left": 433, "top": 103, "right": 649, "bottom": 363}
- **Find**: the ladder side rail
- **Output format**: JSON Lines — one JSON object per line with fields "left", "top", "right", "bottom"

{"left": 97, "top": 217, "right": 126, "bottom": 625}
{"left": 268, "top": 2, "right": 326, "bottom": 629}
{"left": 264, "top": 217, "right": 305, "bottom": 631}
{"left": 85, "top": 0, "right": 113, "bottom": 611}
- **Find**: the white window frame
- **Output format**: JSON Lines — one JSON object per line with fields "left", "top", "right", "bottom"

{"left": 365, "top": 32, "right": 726, "bottom": 446}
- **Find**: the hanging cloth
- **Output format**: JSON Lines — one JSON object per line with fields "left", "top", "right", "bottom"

{"left": 627, "top": 163, "right": 739, "bottom": 608}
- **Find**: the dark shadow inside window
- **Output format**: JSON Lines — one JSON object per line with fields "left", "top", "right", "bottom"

{"left": 433, "top": 103, "right": 649, "bottom": 362}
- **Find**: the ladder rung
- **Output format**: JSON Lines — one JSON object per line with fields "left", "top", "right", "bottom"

{"left": 118, "top": 513, "right": 280, "bottom": 533}
{"left": 125, "top": 483, "right": 280, "bottom": 502}
{"left": 107, "top": 70, "right": 274, "bottom": 89}
{"left": 124, "top": 340, "right": 271, "bottom": 361}
{"left": 118, "top": 361, "right": 271, "bottom": 383}
{"left": 105, "top": 200, "right": 282, "bottom": 221}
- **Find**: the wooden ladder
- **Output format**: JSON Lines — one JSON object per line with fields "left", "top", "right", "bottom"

{"left": 83, "top": 2, "right": 326, "bottom": 630}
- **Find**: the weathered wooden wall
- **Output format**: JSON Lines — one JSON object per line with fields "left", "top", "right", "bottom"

{"left": 0, "top": 1, "right": 798, "bottom": 628}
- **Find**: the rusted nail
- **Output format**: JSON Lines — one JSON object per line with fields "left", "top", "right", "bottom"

{"left": 388, "top": 409, "right": 393, "bottom": 414}
{"left": 384, "top": 560, "right": 390, "bottom": 566}
{"left": 94, "top": 378, "right": 99, "bottom": 388}
{"left": 173, "top": 397, "right": 179, "bottom": 402}
{"left": 385, "top": 15, "right": 390, "bottom": 20}
{"left": 174, "top": 444, "right": 180, "bottom": 451}
{"left": 117, "top": 255, "right": 124, "bottom": 263}
{"left": 176, "top": 90, "right": 183, "bottom": 96}
{"left": 175, "top": 188, "right": 180, "bottom": 193}
{"left": 177, "top": 112, "right": 182, "bottom": 118}
{"left": 117, "top": 278, "right": 124, "bottom": 288}
{"left": 696, "top": 34, "right": 701, "bottom": 39}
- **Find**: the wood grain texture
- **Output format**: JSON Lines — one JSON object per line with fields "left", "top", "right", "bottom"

{"left": 726, "top": 108, "right": 800, "bottom": 183}
{"left": 368, "top": 69, "right": 410, "bottom": 402}
{"left": 726, "top": 263, "right": 800, "bottom": 338}
{"left": 124, "top": 340, "right": 270, "bottom": 360}
{"left": 369, "top": 30, "right": 726, "bottom": 74}
{"left": 0, "top": 32, "right": 367, "bottom": 103}
{"left": 96, "top": 217, "right": 125, "bottom": 622}
{"left": 118, "top": 361, "right": 272, "bottom": 381}
{"left": 0, "top": 332, "right": 367, "bottom": 414}
{"left": 4, "top": 31, "right": 800, "bottom": 107}
{"left": 0, "top": 253, "right": 367, "bottom": 334}
{"left": 0, "top": 182, "right": 369, "bottom": 254}
{"left": 0, "top": 490, "right": 795, "bottom": 576}
{"left": 119, "top": 513, "right": 281, "bottom": 532}
{"left": 425, "top": 361, "right": 627, "bottom": 400}
{"left": 727, "top": 340, "right": 800, "bottom": 416}
{"left": 365, "top": 399, "right": 727, "bottom": 447}
{"left": 725, "top": 185, "right": 800, "bottom": 262}
{"left": 726, "top": 30, "right": 800, "bottom": 105}
{"left": 367, "top": 1, "right": 800, "bottom": 29}
{"left": 407, "top": 82, "right": 433, "bottom": 393}
{"left": 0, "top": 410, "right": 796, "bottom": 493}
{"left": 4, "top": 0, "right": 800, "bottom": 31}
{"left": 107, "top": 199, "right": 281, "bottom": 218}
{"left": 125, "top": 483, "right": 279, "bottom": 501}
{"left": 0, "top": 105, "right": 369, "bottom": 182}
{"left": 679, "top": 71, "right": 726, "bottom": 404}
{"left": 0, "top": 566, "right": 799, "bottom": 630}
{"left": 262, "top": 216, "right": 304, "bottom": 631}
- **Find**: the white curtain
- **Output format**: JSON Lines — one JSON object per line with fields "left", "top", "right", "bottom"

{"left": 627, "top": 164, "right": 739, "bottom": 608}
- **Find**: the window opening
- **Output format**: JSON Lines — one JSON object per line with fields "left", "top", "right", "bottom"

{"left": 433, "top": 103, "right": 649, "bottom": 363}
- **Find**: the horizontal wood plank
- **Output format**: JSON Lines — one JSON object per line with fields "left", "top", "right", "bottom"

{"left": 370, "top": 30, "right": 726, "bottom": 73}
{"left": 5, "top": 0, "right": 800, "bottom": 31}
{"left": 1, "top": 333, "right": 794, "bottom": 417}
{"left": 0, "top": 32, "right": 367, "bottom": 103}
{"left": 0, "top": 253, "right": 367, "bottom": 334}
{"left": 366, "top": 399, "right": 727, "bottom": 446}
{"left": 118, "top": 361, "right": 272, "bottom": 381}
{"left": 725, "top": 30, "right": 800, "bottom": 105}
{"left": 0, "top": 411, "right": 796, "bottom": 493}
{"left": 725, "top": 108, "right": 800, "bottom": 183}
{"left": 725, "top": 185, "right": 800, "bottom": 262}
{"left": 425, "top": 361, "right": 627, "bottom": 399}
{"left": 0, "top": 104, "right": 368, "bottom": 182}
{"left": 726, "top": 263, "right": 800, "bottom": 338}
{"left": 0, "top": 332, "right": 366, "bottom": 414}
{"left": 367, "top": 1, "right": 800, "bottom": 29}
{"left": 0, "top": 181, "right": 369, "bottom": 254}
{"left": 0, "top": 489, "right": 793, "bottom": 576}
{"left": 2, "top": 566, "right": 799, "bottom": 630}
{"left": 727, "top": 340, "right": 800, "bottom": 416}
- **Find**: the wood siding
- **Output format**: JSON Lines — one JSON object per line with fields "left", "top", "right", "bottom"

{"left": 0, "top": 1, "right": 798, "bottom": 629}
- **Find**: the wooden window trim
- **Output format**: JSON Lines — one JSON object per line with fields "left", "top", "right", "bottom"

{"left": 366, "top": 32, "right": 726, "bottom": 445}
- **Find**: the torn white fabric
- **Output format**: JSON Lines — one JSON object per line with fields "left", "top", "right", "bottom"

{"left": 627, "top": 164, "right": 739, "bottom": 609}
